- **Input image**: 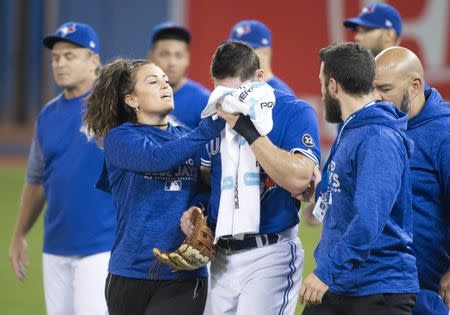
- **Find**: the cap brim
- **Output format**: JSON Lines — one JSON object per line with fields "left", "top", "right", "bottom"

{"left": 42, "top": 36, "right": 82, "bottom": 49}
{"left": 343, "top": 17, "right": 385, "bottom": 30}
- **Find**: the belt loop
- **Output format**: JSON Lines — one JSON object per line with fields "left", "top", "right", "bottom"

{"left": 255, "top": 235, "right": 264, "bottom": 247}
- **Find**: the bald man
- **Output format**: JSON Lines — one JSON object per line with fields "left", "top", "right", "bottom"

{"left": 374, "top": 47, "right": 450, "bottom": 309}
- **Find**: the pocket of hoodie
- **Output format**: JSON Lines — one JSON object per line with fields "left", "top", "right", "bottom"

{"left": 332, "top": 265, "right": 359, "bottom": 292}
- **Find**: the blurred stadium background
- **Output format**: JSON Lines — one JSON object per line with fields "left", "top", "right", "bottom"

{"left": 0, "top": 0, "right": 449, "bottom": 314}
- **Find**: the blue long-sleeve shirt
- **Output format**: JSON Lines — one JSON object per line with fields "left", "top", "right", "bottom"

{"left": 314, "top": 102, "right": 419, "bottom": 296}
{"left": 409, "top": 88, "right": 450, "bottom": 292}
{"left": 102, "top": 118, "right": 223, "bottom": 280}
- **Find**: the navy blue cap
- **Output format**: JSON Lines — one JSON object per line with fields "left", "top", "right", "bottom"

{"left": 343, "top": 3, "right": 402, "bottom": 37}
{"left": 150, "top": 22, "right": 191, "bottom": 48}
{"left": 230, "top": 20, "right": 272, "bottom": 49}
{"left": 43, "top": 22, "right": 99, "bottom": 53}
{"left": 413, "top": 290, "right": 448, "bottom": 315}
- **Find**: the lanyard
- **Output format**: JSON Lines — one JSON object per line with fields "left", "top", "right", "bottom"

{"left": 318, "top": 101, "right": 376, "bottom": 196}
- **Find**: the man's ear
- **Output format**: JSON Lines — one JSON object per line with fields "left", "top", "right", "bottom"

{"left": 255, "top": 68, "right": 264, "bottom": 81}
{"left": 328, "top": 77, "right": 338, "bottom": 96}
{"left": 409, "top": 77, "right": 423, "bottom": 99}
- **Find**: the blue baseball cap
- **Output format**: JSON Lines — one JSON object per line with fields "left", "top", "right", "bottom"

{"left": 150, "top": 22, "right": 191, "bottom": 48}
{"left": 230, "top": 20, "right": 272, "bottom": 49}
{"left": 43, "top": 22, "right": 99, "bottom": 54}
{"left": 343, "top": 3, "right": 402, "bottom": 37}
{"left": 413, "top": 290, "right": 448, "bottom": 315}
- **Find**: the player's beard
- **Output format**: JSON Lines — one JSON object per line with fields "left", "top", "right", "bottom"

{"left": 324, "top": 88, "right": 343, "bottom": 123}
{"left": 399, "top": 89, "right": 411, "bottom": 114}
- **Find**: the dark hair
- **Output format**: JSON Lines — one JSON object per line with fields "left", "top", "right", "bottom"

{"left": 84, "top": 58, "right": 151, "bottom": 140}
{"left": 152, "top": 29, "right": 190, "bottom": 46}
{"left": 211, "top": 41, "right": 260, "bottom": 81}
{"left": 319, "top": 42, "right": 375, "bottom": 96}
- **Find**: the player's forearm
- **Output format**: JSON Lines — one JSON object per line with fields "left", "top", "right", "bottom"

{"left": 251, "top": 136, "right": 314, "bottom": 195}
{"left": 12, "top": 183, "right": 45, "bottom": 238}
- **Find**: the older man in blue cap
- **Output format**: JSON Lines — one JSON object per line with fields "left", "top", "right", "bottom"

{"left": 343, "top": 3, "right": 402, "bottom": 56}
{"left": 230, "top": 20, "right": 295, "bottom": 95}
{"left": 9, "top": 22, "right": 115, "bottom": 315}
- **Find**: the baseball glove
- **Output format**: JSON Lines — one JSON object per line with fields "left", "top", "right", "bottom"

{"left": 153, "top": 207, "right": 216, "bottom": 271}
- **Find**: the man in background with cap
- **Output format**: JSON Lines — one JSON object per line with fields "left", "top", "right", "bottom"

{"left": 147, "top": 22, "right": 210, "bottom": 129}
{"left": 9, "top": 22, "right": 115, "bottom": 315}
{"left": 230, "top": 19, "right": 295, "bottom": 95}
{"left": 343, "top": 2, "right": 402, "bottom": 56}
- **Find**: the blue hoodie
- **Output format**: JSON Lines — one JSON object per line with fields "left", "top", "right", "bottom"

{"left": 314, "top": 101, "right": 419, "bottom": 296}
{"left": 408, "top": 88, "right": 450, "bottom": 292}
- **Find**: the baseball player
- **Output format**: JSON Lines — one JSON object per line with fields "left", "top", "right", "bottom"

{"left": 84, "top": 58, "right": 224, "bottom": 315}
{"left": 148, "top": 22, "right": 210, "bottom": 129}
{"left": 182, "top": 41, "right": 321, "bottom": 315}
{"left": 374, "top": 47, "right": 450, "bottom": 312}
{"left": 300, "top": 42, "right": 418, "bottom": 315}
{"left": 230, "top": 20, "right": 296, "bottom": 95}
{"left": 343, "top": 2, "right": 402, "bottom": 56}
{"left": 8, "top": 22, "right": 115, "bottom": 315}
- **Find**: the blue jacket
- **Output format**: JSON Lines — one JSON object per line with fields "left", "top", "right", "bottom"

{"left": 409, "top": 88, "right": 450, "bottom": 292}
{"left": 314, "top": 102, "right": 419, "bottom": 296}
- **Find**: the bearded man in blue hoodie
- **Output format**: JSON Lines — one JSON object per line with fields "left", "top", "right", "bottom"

{"left": 374, "top": 47, "right": 450, "bottom": 311}
{"left": 300, "top": 42, "right": 419, "bottom": 315}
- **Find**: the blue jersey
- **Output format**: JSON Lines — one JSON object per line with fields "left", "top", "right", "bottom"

{"left": 102, "top": 119, "right": 224, "bottom": 280}
{"left": 267, "top": 75, "right": 295, "bottom": 95}
{"left": 408, "top": 88, "right": 450, "bottom": 292}
{"left": 172, "top": 79, "right": 210, "bottom": 129}
{"left": 206, "top": 90, "right": 320, "bottom": 234}
{"left": 27, "top": 92, "right": 115, "bottom": 255}
{"left": 314, "top": 102, "right": 419, "bottom": 296}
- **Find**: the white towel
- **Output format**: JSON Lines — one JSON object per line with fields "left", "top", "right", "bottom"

{"left": 201, "top": 82, "right": 276, "bottom": 243}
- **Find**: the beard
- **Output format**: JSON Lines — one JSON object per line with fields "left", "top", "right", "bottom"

{"left": 399, "top": 89, "right": 411, "bottom": 114}
{"left": 324, "top": 89, "right": 343, "bottom": 123}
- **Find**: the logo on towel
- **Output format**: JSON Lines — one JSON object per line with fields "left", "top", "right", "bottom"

{"left": 302, "top": 134, "right": 314, "bottom": 147}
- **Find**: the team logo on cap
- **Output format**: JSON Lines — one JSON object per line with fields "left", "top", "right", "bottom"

{"left": 362, "top": 6, "right": 375, "bottom": 14}
{"left": 235, "top": 25, "right": 251, "bottom": 37}
{"left": 58, "top": 25, "right": 77, "bottom": 37}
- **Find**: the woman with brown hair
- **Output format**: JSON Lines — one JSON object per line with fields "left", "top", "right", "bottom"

{"left": 84, "top": 59, "right": 223, "bottom": 315}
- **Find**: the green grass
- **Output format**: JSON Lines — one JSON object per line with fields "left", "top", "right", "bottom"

{"left": 0, "top": 164, "right": 321, "bottom": 315}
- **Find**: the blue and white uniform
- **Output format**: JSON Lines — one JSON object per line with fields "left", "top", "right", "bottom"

{"left": 408, "top": 88, "right": 450, "bottom": 293}
{"left": 27, "top": 91, "right": 116, "bottom": 315}
{"left": 101, "top": 118, "right": 223, "bottom": 280}
{"left": 171, "top": 79, "right": 210, "bottom": 129}
{"left": 314, "top": 102, "right": 419, "bottom": 296}
{"left": 204, "top": 90, "right": 321, "bottom": 315}
{"left": 267, "top": 75, "right": 295, "bottom": 95}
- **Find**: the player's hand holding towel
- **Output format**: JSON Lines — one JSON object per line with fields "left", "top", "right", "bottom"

{"left": 201, "top": 82, "right": 276, "bottom": 243}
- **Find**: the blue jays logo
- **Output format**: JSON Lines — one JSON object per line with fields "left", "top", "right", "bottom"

{"left": 260, "top": 172, "right": 276, "bottom": 200}
{"left": 235, "top": 25, "right": 251, "bottom": 37}
{"left": 362, "top": 5, "right": 375, "bottom": 14}
{"left": 57, "top": 24, "right": 77, "bottom": 37}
